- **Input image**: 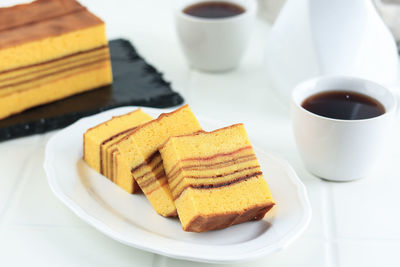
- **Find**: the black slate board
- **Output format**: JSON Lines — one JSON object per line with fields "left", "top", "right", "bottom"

{"left": 0, "top": 39, "right": 184, "bottom": 141}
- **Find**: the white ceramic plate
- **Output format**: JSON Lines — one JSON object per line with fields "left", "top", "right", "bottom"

{"left": 44, "top": 106, "right": 311, "bottom": 264}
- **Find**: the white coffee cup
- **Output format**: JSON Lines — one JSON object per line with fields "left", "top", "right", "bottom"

{"left": 175, "top": 0, "right": 256, "bottom": 72}
{"left": 291, "top": 75, "right": 397, "bottom": 181}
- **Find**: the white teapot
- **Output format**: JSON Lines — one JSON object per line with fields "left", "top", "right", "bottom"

{"left": 265, "top": 0, "right": 399, "bottom": 100}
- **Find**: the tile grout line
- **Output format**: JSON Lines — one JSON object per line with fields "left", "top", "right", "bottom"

{"left": 0, "top": 141, "right": 44, "bottom": 234}
{"left": 322, "top": 182, "right": 340, "bottom": 267}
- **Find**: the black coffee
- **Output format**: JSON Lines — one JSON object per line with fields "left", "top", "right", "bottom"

{"left": 302, "top": 90, "right": 385, "bottom": 120}
{"left": 183, "top": 2, "right": 245, "bottom": 19}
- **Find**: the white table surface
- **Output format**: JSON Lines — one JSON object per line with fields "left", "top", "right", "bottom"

{"left": 1, "top": 1, "right": 400, "bottom": 266}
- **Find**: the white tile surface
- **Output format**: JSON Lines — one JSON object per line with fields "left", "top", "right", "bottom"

{"left": 337, "top": 239, "right": 400, "bottom": 267}
{"left": 331, "top": 121, "right": 400, "bottom": 240}
{"left": 157, "top": 236, "right": 327, "bottom": 267}
{"left": 4, "top": 142, "right": 86, "bottom": 227}
{"left": 0, "top": 0, "right": 400, "bottom": 266}
{"left": 285, "top": 155, "right": 327, "bottom": 238}
{"left": 0, "top": 226, "right": 154, "bottom": 267}
{"left": 332, "top": 153, "right": 400, "bottom": 240}
{"left": 0, "top": 135, "right": 42, "bottom": 216}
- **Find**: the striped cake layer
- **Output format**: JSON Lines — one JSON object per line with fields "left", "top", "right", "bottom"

{"left": 101, "top": 126, "right": 137, "bottom": 179}
{"left": 159, "top": 123, "right": 275, "bottom": 232}
{"left": 132, "top": 152, "right": 167, "bottom": 194}
{"left": 167, "top": 146, "right": 261, "bottom": 200}
{"left": 0, "top": 45, "right": 110, "bottom": 97}
{"left": 83, "top": 109, "right": 153, "bottom": 194}
{"left": 0, "top": 62, "right": 112, "bottom": 119}
{"left": 105, "top": 129, "right": 145, "bottom": 194}
{"left": 116, "top": 105, "right": 202, "bottom": 217}
{"left": 130, "top": 152, "right": 176, "bottom": 217}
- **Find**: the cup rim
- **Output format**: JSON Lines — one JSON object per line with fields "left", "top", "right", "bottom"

{"left": 175, "top": 0, "right": 256, "bottom": 24}
{"left": 291, "top": 75, "right": 398, "bottom": 123}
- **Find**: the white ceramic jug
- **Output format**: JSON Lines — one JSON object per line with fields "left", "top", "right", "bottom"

{"left": 265, "top": 0, "right": 399, "bottom": 101}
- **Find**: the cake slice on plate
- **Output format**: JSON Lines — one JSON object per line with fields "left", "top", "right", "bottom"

{"left": 159, "top": 123, "right": 275, "bottom": 232}
{"left": 0, "top": 0, "right": 112, "bottom": 119}
{"left": 116, "top": 105, "right": 202, "bottom": 217}
{"left": 84, "top": 109, "right": 153, "bottom": 193}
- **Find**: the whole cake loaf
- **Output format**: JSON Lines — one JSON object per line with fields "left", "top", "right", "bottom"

{"left": 159, "top": 124, "right": 275, "bottom": 232}
{"left": 0, "top": 0, "right": 112, "bottom": 119}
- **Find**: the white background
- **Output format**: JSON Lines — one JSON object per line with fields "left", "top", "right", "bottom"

{"left": 0, "top": 0, "right": 400, "bottom": 266}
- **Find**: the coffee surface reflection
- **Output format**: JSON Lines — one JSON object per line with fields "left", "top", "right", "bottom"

{"left": 183, "top": 2, "right": 245, "bottom": 19}
{"left": 302, "top": 90, "right": 385, "bottom": 120}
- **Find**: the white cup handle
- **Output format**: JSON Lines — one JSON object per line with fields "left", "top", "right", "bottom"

{"left": 390, "top": 87, "right": 400, "bottom": 118}
{"left": 397, "top": 92, "right": 400, "bottom": 117}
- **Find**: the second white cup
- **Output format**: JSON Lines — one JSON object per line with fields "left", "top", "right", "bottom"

{"left": 175, "top": 0, "right": 256, "bottom": 72}
{"left": 291, "top": 76, "right": 397, "bottom": 182}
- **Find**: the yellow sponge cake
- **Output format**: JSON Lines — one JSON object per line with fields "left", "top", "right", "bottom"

{"left": 0, "top": 0, "right": 112, "bottom": 119}
{"left": 159, "top": 124, "right": 275, "bottom": 232}
{"left": 116, "top": 105, "right": 202, "bottom": 217}
{"left": 83, "top": 109, "right": 153, "bottom": 193}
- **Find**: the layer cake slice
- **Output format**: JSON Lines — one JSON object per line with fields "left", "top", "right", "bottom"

{"left": 84, "top": 109, "right": 153, "bottom": 193}
{"left": 159, "top": 123, "right": 275, "bottom": 232}
{"left": 116, "top": 105, "right": 202, "bottom": 217}
{"left": 0, "top": 0, "right": 112, "bottom": 119}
